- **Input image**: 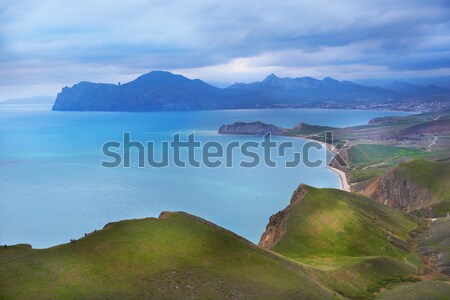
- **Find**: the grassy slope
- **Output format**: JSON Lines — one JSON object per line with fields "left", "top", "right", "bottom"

{"left": 347, "top": 144, "right": 429, "bottom": 168}
{"left": 376, "top": 281, "right": 450, "bottom": 300}
{"left": 270, "top": 186, "right": 423, "bottom": 298}
{"left": 375, "top": 217, "right": 450, "bottom": 300}
{"left": 0, "top": 212, "right": 339, "bottom": 300}
{"left": 273, "top": 186, "right": 420, "bottom": 261}
{"left": 1, "top": 186, "right": 444, "bottom": 300}
{"left": 342, "top": 112, "right": 450, "bottom": 184}
{"left": 351, "top": 168, "right": 387, "bottom": 183}
{"left": 417, "top": 217, "right": 450, "bottom": 276}
{"left": 287, "top": 123, "right": 338, "bottom": 135}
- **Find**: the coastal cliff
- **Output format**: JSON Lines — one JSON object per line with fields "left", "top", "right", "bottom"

{"left": 258, "top": 184, "right": 308, "bottom": 249}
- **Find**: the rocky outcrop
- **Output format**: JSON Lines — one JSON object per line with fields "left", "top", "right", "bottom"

{"left": 377, "top": 170, "right": 434, "bottom": 212}
{"left": 353, "top": 159, "right": 450, "bottom": 217}
{"left": 258, "top": 210, "right": 289, "bottom": 249}
{"left": 353, "top": 164, "right": 435, "bottom": 216}
{"left": 258, "top": 184, "right": 308, "bottom": 249}
{"left": 289, "top": 184, "right": 309, "bottom": 206}
{"left": 218, "top": 121, "right": 286, "bottom": 135}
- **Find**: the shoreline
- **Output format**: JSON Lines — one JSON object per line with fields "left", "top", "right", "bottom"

{"left": 320, "top": 140, "right": 351, "bottom": 192}
{"left": 327, "top": 166, "right": 351, "bottom": 192}
{"left": 289, "top": 135, "right": 351, "bottom": 192}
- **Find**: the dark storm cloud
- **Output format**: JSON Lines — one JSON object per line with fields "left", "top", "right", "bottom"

{"left": 1, "top": 0, "right": 450, "bottom": 98}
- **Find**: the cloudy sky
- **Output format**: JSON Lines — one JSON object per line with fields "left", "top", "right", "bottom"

{"left": 1, "top": 0, "right": 450, "bottom": 99}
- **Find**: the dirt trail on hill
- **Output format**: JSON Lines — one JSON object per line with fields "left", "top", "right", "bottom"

{"left": 427, "top": 136, "right": 438, "bottom": 151}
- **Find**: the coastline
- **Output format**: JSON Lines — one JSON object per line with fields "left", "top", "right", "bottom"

{"left": 289, "top": 135, "right": 351, "bottom": 192}
{"left": 320, "top": 139, "right": 351, "bottom": 192}
{"left": 327, "top": 166, "right": 350, "bottom": 192}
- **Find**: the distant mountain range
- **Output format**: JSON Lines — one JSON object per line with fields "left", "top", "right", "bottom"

{"left": 52, "top": 71, "right": 450, "bottom": 111}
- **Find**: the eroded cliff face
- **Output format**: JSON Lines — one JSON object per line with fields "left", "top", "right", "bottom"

{"left": 353, "top": 168, "right": 435, "bottom": 216}
{"left": 258, "top": 210, "right": 288, "bottom": 249}
{"left": 258, "top": 184, "right": 308, "bottom": 249}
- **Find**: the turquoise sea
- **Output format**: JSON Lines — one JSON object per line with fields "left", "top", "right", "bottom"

{"left": 0, "top": 105, "right": 411, "bottom": 248}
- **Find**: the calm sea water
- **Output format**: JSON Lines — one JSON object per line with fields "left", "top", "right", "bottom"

{"left": 0, "top": 105, "right": 411, "bottom": 248}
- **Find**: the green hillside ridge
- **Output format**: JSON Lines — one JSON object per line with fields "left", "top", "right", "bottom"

{"left": 312, "top": 256, "right": 419, "bottom": 299}
{"left": 271, "top": 186, "right": 421, "bottom": 261}
{"left": 261, "top": 185, "right": 424, "bottom": 298}
{"left": 347, "top": 144, "right": 429, "bottom": 168}
{"left": 375, "top": 281, "right": 450, "bottom": 300}
{"left": 417, "top": 217, "right": 450, "bottom": 276}
{"left": 0, "top": 212, "right": 339, "bottom": 300}
{"left": 287, "top": 123, "right": 338, "bottom": 135}
{"left": 2, "top": 186, "right": 445, "bottom": 300}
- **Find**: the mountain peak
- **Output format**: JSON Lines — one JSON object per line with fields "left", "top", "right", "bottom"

{"left": 136, "top": 70, "right": 178, "bottom": 80}
{"left": 129, "top": 70, "right": 204, "bottom": 88}
{"left": 323, "top": 77, "right": 338, "bottom": 83}
{"left": 263, "top": 73, "right": 281, "bottom": 82}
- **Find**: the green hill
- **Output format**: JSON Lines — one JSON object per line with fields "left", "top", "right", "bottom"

{"left": 0, "top": 212, "right": 339, "bottom": 300}
{"left": 2, "top": 186, "right": 445, "bottom": 299}
{"left": 376, "top": 281, "right": 450, "bottom": 300}
{"left": 417, "top": 217, "right": 450, "bottom": 276}
{"left": 270, "top": 186, "right": 420, "bottom": 259}
{"left": 259, "top": 185, "right": 423, "bottom": 298}
{"left": 347, "top": 144, "right": 428, "bottom": 168}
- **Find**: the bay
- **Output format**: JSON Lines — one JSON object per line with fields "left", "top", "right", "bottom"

{"left": 0, "top": 106, "right": 410, "bottom": 248}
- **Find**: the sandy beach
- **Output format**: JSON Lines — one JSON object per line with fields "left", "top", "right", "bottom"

{"left": 319, "top": 138, "right": 351, "bottom": 192}
{"left": 292, "top": 135, "right": 351, "bottom": 192}
{"left": 327, "top": 166, "right": 351, "bottom": 192}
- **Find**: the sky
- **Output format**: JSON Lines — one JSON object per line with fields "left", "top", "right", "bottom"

{"left": 1, "top": 0, "right": 450, "bottom": 99}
